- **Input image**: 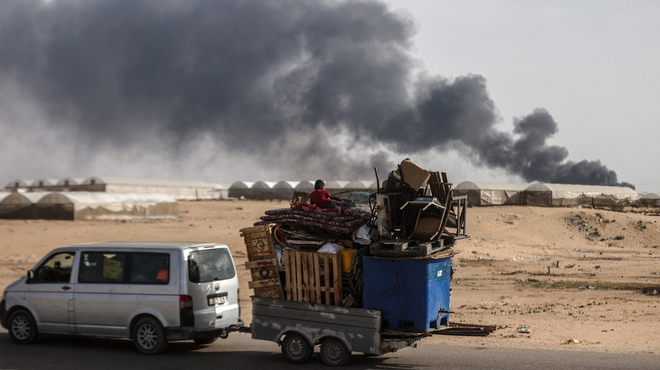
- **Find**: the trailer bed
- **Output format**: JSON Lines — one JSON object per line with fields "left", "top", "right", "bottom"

{"left": 251, "top": 296, "right": 384, "bottom": 355}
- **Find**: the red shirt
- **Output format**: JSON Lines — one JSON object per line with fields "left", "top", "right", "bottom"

{"left": 310, "top": 189, "right": 332, "bottom": 208}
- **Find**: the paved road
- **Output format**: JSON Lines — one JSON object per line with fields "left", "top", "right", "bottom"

{"left": 0, "top": 330, "right": 658, "bottom": 370}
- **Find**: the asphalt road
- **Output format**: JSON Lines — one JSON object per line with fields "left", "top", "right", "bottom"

{"left": 0, "top": 330, "right": 658, "bottom": 370}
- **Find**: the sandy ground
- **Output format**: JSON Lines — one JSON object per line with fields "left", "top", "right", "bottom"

{"left": 1, "top": 200, "right": 659, "bottom": 354}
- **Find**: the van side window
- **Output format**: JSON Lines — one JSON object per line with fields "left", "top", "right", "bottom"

{"left": 79, "top": 252, "right": 128, "bottom": 283}
{"left": 34, "top": 252, "right": 75, "bottom": 283}
{"left": 130, "top": 253, "right": 169, "bottom": 284}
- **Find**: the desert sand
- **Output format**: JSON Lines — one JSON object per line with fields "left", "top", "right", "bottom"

{"left": 1, "top": 200, "right": 658, "bottom": 354}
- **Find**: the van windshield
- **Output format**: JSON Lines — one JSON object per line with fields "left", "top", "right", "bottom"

{"left": 188, "top": 248, "right": 235, "bottom": 283}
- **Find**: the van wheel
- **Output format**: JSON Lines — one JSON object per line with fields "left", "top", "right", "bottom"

{"left": 320, "top": 337, "right": 351, "bottom": 366}
{"left": 133, "top": 317, "right": 168, "bottom": 354}
{"left": 194, "top": 337, "right": 218, "bottom": 345}
{"left": 281, "top": 333, "right": 313, "bottom": 364}
{"left": 8, "top": 310, "right": 38, "bottom": 344}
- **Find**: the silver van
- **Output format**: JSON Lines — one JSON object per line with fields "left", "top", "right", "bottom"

{"left": 0, "top": 241, "right": 243, "bottom": 354}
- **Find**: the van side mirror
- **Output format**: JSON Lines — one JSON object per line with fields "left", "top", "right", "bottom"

{"left": 26, "top": 270, "right": 34, "bottom": 284}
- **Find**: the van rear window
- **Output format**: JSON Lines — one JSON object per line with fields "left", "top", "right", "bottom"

{"left": 188, "top": 248, "right": 235, "bottom": 283}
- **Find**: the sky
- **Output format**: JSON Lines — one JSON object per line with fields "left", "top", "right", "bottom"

{"left": 384, "top": 0, "right": 660, "bottom": 191}
{"left": 0, "top": 0, "right": 658, "bottom": 191}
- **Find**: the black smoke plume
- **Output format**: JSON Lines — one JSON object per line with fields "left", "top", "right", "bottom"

{"left": 0, "top": 0, "right": 633, "bottom": 188}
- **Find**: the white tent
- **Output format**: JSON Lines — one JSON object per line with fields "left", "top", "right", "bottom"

{"left": 248, "top": 181, "right": 278, "bottom": 200}
{"left": 36, "top": 192, "right": 178, "bottom": 220}
{"left": 272, "top": 181, "right": 300, "bottom": 200}
{"left": 228, "top": 181, "right": 254, "bottom": 199}
{"left": 454, "top": 182, "right": 528, "bottom": 206}
{"left": 638, "top": 192, "right": 660, "bottom": 207}
{"left": 524, "top": 183, "right": 639, "bottom": 209}
{"left": 31, "top": 178, "right": 59, "bottom": 188}
{"left": 206, "top": 183, "right": 231, "bottom": 200}
{"left": 5, "top": 180, "right": 32, "bottom": 189}
{"left": 0, "top": 192, "right": 49, "bottom": 219}
{"left": 324, "top": 181, "right": 349, "bottom": 195}
{"left": 79, "top": 177, "right": 214, "bottom": 200}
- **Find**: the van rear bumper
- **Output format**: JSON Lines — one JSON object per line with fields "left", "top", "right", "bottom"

{"left": 166, "top": 318, "right": 245, "bottom": 341}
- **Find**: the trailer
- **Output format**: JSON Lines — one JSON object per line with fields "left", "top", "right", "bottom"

{"left": 248, "top": 296, "right": 495, "bottom": 366}
{"left": 249, "top": 296, "right": 428, "bottom": 366}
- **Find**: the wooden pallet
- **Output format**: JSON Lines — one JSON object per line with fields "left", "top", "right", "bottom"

{"left": 240, "top": 225, "right": 284, "bottom": 299}
{"left": 284, "top": 250, "right": 342, "bottom": 306}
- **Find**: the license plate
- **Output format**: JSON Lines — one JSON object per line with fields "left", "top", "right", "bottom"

{"left": 209, "top": 296, "right": 226, "bottom": 306}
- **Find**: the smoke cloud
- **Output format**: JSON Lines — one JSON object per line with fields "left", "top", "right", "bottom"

{"left": 0, "top": 0, "right": 633, "bottom": 188}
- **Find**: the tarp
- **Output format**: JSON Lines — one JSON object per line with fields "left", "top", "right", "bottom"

{"left": 525, "top": 183, "right": 639, "bottom": 209}
{"left": 36, "top": 192, "right": 178, "bottom": 220}
{"left": 454, "top": 182, "right": 528, "bottom": 206}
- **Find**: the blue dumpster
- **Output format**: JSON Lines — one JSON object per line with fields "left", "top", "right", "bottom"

{"left": 362, "top": 256, "right": 451, "bottom": 331}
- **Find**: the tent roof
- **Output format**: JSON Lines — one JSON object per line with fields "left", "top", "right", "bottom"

{"left": 5, "top": 180, "right": 32, "bottom": 188}
{"left": 273, "top": 181, "right": 299, "bottom": 189}
{"left": 31, "top": 179, "right": 59, "bottom": 186}
{"left": 525, "top": 183, "right": 638, "bottom": 195}
{"left": 37, "top": 192, "right": 177, "bottom": 205}
{"left": 0, "top": 191, "right": 11, "bottom": 202}
{"left": 229, "top": 181, "right": 251, "bottom": 189}
{"left": 455, "top": 181, "right": 529, "bottom": 191}
{"left": 205, "top": 183, "right": 231, "bottom": 190}
{"left": 325, "top": 181, "right": 349, "bottom": 189}
{"left": 0, "top": 192, "right": 49, "bottom": 205}
{"left": 345, "top": 180, "right": 373, "bottom": 189}
{"left": 251, "top": 181, "right": 277, "bottom": 189}
{"left": 640, "top": 192, "right": 660, "bottom": 199}
{"left": 56, "top": 177, "right": 86, "bottom": 186}
{"left": 81, "top": 177, "right": 212, "bottom": 188}
{"left": 294, "top": 181, "right": 314, "bottom": 190}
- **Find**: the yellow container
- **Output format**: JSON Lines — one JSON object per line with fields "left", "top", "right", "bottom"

{"left": 340, "top": 248, "right": 357, "bottom": 273}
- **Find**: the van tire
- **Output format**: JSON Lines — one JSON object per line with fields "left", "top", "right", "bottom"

{"left": 8, "top": 309, "right": 38, "bottom": 344}
{"left": 320, "top": 337, "right": 351, "bottom": 366}
{"left": 281, "top": 333, "right": 313, "bottom": 364}
{"left": 194, "top": 337, "right": 218, "bottom": 345}
{"left": 133, "top": 317, "right": 168, "bottom": 354}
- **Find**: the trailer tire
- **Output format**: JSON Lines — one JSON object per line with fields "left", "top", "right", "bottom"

{"left": 320, "top": 337, "right": 351, "bottom": 366}
{"left": 281, "top": 333, "right": 313, "bottom": 364}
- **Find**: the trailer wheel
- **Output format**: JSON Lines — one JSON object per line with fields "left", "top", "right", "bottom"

{"left": 281, "top": 333, "right": 313, "bottom": 364}
{"left": 320, "top": 337, "right": 351, "bottom": 366}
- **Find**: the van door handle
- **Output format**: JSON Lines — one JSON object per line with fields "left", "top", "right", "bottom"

{"left": 61, "top": 286, "right": 71, "bottom": 291}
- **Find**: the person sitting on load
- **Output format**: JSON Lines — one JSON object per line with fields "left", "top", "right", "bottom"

{"left": 310, "top": 179, "right": 349, "bottom": 213}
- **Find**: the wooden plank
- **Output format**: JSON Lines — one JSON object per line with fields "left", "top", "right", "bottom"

{"left": 302, "top": 251, "right": 309, "bottom": 302}
{"left": 323, "top": 254, "right": 331, "bottom": 304}
{"left": 249, "top": 279, "right": 281, "bottom": 289}
{"left": 313, "top": 253, "right": 321, "bottom": 303}
{"left": 295, "top": 251, "right": 303, "bottom": 302}
{"left": 285, "top": 252, "right": 292, "bottom": 300}
{"left": 332, "top": 254, "right": 342, "bottom": 304}
{"left": 245, "top": 259, "right": 277, "bottom": 269}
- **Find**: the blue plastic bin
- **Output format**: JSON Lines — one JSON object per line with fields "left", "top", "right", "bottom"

{"left": 362, "top": 256, "right": 451, "bottom": 331}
